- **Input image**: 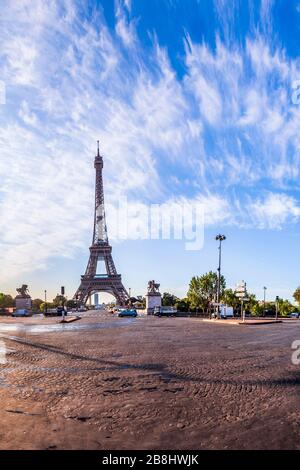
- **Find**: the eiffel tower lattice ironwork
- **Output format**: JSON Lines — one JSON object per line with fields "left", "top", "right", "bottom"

{"left": 74, "top": 142, "right": 129, "bottom": 306}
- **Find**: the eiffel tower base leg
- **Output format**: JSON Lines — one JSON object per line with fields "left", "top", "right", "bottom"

{"left": 74, "top": 275, "right": 129, "bottom": 306}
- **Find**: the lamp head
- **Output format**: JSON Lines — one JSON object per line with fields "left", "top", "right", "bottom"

{"left": 216, "top": 234, "right": 226, "bottom": 241}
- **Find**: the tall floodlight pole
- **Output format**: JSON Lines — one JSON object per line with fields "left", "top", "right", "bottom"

{"left": 215, "top": 234, "right": 226, "bottom": 318}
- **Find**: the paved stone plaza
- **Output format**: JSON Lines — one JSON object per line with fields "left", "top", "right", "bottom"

{"left": 0, "top": 312, "right": 299, "bottom": 450}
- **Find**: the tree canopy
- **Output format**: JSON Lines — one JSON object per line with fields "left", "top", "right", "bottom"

{"left": 0, "top": 293, "right": 14, "bottom": 308}
{"left": 221, "top": 288, "right": 240, "bottom": 310}
{"left": 293, "top": 287, "right": 300, "bottom": 306}
{"left": 162, "top": 292, "right": 180, "bottom": 306}
{"left": 187, "top": 271, "right": 226, "bottom": 312}
{"left": 52, "top": 295, "right": 67, "bottom": 306}
{"left": 32, "top": 298, "right": 43, "bottom": 311}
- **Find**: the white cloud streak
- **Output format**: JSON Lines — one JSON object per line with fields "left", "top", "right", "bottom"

{"left": 0, "top": 0, "right": 300, "bottom": 282}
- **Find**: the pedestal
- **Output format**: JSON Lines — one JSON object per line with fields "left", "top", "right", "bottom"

{"left": 146, "top": 292, "right": 161, "bottom": 315}
{"left": 15, "top": 296, "right": 32, "bottom": 309}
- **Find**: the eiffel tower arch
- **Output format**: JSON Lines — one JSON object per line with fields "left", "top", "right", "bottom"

{"left": 74, "top": 142, "right": 129, "bottom": 306}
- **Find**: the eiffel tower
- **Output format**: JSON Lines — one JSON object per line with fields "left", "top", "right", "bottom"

{"left": 74, "top": 142, "right": 129, "bottom": 306}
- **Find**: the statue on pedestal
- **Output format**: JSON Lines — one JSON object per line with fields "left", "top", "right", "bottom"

{"left": 16, "top": 285, "right": 30, "bottom": 297}
{"left": 147, "top": 280, "right": 160, "bottom": 293}
{"left": 146, "top": 280, "right": 161, "bottom": 315}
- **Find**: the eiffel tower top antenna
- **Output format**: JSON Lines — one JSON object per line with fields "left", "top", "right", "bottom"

{"left": 93, "top": 139, "right": 106, "bottom": 244}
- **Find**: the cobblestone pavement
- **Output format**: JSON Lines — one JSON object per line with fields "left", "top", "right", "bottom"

{"left": 0, "top": 313, "right": 299, "bottom": 449}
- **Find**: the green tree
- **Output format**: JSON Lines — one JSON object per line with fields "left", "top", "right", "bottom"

{"left": 52, "top": 295, "right": 67, "bottom": 307}
{"left": 175, "top": 298, "right": 190, "bottom": 312}
{"left": 187, "top": 271, "right": 226, "bottom": 313}
{"left": 66, "top": 299, "right": 77, "bottom": 309}
{"left": 277, "top": 298, "right": 294, "bottom": 317}
{"left": 0, "top": 293, "right": 15, "bottom": 308}
{"left": 293, "top": 287, "right": 300, "bottom": 306}
{"left": 162, "top": 292, "right": 180, "bottom": 306}
{"left": 32, "top": 298, "right": 43, "bottom": 311}
{"left": 244, "top": 293, "right": 259, "bottom": 315}
{"left": 40, "top": 302, "right": 54, "bottom": 312}
{"left": 251, "top": 303, "right": 262, "bottom": 317}
{"left": 221, "top": 289, "right": 240, "bottom": 311}
{"left": 263, "top": 301, "right": 276, "bottom": 316}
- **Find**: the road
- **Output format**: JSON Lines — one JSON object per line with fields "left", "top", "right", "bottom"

{"left": 0, "top": 311, "right": 299, "bottom": 449}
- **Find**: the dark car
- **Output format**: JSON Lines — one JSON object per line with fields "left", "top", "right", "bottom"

{"left": 12, "top": 309, "right": 31, "bottom": 317}
{"left": 118, "top": 309, "right": 137, "bottom": 318}
{"left": 289, "top": 312, "right": 300, "bottom": 318}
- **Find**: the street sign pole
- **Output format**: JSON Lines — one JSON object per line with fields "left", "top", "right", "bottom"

{"left": 61, "top": 286, "right": 65, "bottom": 322}
{"left": 235, "top": 281, "right": 248, "bottom": 322}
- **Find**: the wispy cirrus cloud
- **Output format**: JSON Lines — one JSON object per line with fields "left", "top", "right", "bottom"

{"left": 247, "top": 193, "right": 300, "bottom": 230}
{"left": 0, "top": 0, "right": 300, "bottom": 283}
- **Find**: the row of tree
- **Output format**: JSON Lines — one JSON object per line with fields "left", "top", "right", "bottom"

{"left": 161, "top": 272, "right": 300, "bottom": 316}
{"left": 1, "top": 277, "right": 300, "bottom": 315}
{"left": 0, "top": 293, "right": 15, "bottom": 308}
{"left": 0, "top": 293, "right": 76, "bottom": 312}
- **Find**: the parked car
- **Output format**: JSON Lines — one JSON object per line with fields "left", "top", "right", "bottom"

{"left": 289, "top": 312, "right": 300, "bottom": 318}
{"left": 44, "top": 308, "right": 58, "bottom": 317}
{"left": 114, "top": 308, "right": 126, "bottom": 314}
{"left": 118, "top": 309, "right": 137, "bottom": 318}
{"left": 0, "top": 308, "right": 12, "bottom": 316}
{"left": 12, "top": 309, "right": 31, "bottom": 317}
{"left": 56, "top": 306, "right": 65, "bottom": 316}
{"left": 153, "top": 306, "right": 177, "bottom": 317}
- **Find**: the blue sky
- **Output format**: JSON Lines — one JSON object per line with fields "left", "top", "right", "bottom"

{"left": 1, "top": 0, "right": 300, "bottom": 302}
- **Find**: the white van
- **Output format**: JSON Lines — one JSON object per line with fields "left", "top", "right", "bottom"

{"left": 220, "top": 305, "right": 234, "bottom": 319}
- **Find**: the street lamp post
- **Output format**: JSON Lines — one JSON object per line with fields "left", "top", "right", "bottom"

{"left": 275, "top": 295, "right": 279, "bottom": 321}
{"left": 263, "top": 286, "right": 267, "bottom": 316}
{"left": 44, "top": 290, "right": 47, "bottom": 315}
{"left": 215, "top": 234, "right": 226, "bottom": 318}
